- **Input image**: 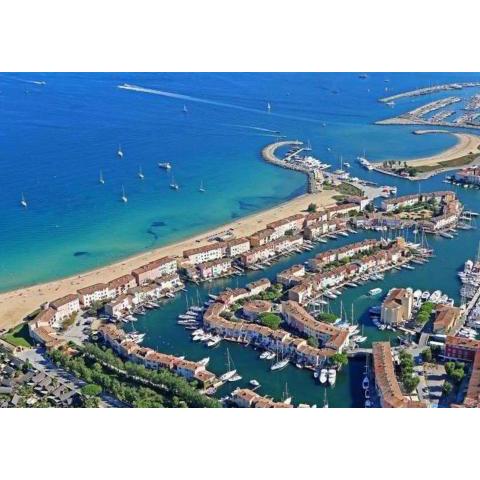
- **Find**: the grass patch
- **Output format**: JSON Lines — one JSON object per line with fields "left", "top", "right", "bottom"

{"left": 415, "top": 153, "right": 480, "bottom": 173}
{"left": 336, "top": 182, "right": 363, "bottom": 197}
{"left": 1, "top": 323, "right": 34, "bottom": 348}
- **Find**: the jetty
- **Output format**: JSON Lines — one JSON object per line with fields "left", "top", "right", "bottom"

{"left": 261, "top": 141, "right": 321, "bottom": 193}
{"left": 379, "top": 82, "right": 480, "bottom": 103}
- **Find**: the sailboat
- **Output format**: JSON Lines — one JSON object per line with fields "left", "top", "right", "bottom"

{"left": 282, "top": 382, "right": 292, "bottom": 404}
{"left": 169, "top": 172, "right": 179, "bottom": 190}
{"left": 323, "top": 389, "right": 329, "bottom": 408}
{"left": 117, "top": 145, "right": 124, "bottom": 158}
{"left": 183, "top": 104, "right": 188, "bottom": 113}
{"left": 267, "top": 101, "right": 271, "bottom": 112}
{"left": 121, "top": 185, "right": 128, "bottom": 203}
{"left": 137, "top": 166, "right": 145, "bottom": 180}
{"left": 271, "top": 348, "right": 289, "bottom": 371}
{"left": 99, "top": 170, "right": 105, "bottom": 184}
{"left": 20, "top": 192, "right": 28, "bottom": 208}
{"left": 362, "top": 356, "right": 370, "bottom": 390}
{"left": 199, "top": 180, "right": 206, "bottom": 193}
{"left": 220, "top": 348, "right": 238, "bottom": 382}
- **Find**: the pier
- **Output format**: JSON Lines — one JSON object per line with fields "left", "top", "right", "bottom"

{"left": 261, "top": 141, "right": 321, "bottom": 193}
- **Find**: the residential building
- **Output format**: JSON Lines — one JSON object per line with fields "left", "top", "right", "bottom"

{"left": 381, "top": 288, "right": 413, "bottom": 326}
{"left": 50, "top": 294, "right": 80, "bottom": 324}
{"left": 107, "top": 274, "right": 136, "bottom": 297}
{"left": 225, "top": 237, "right": 250, "bottom": 257}
{"left": 433, "top": 305, "right": 462, "bottom": 334}
{"left": 445, "top": 336, "right": 480, "bottom": 362}
{"left": 131, "top": 256, "right": 177, "bottom": 285}
{"left": 197, "top": 258, "right": 232, "bottom": 280}
{"left": 242, "top": 300, "right": 272, "bottom": 321}
{"left": 77, "top": 283, "right": 114, "bottom": 307}
{"left": 105, "top": 294, "right": 133, "bottom": 318}
{"left": 245, "top": 278, "right": 271, "bottom": 295}
{"left": 183, "top": 242, "right": 224, "bottom": 265}
{"left": 266, "top": 213, "right": 304, "bottom": 237}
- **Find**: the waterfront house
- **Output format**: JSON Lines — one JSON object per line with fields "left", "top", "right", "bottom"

{"left": 128, "top": 284, "right": 161, "bottom": 305}
{"left": 325, "top": 202, "right": 360, "bottom": 218}
{"left": 183, "top": 242, "right": 225, "bottom": 265}
{"left": 454, "top": 167, "right": 480, "bottom": 186}
{"left": 381, "top": 288, "right": 413, "bottom": 326}
{"left": 225, "top": 237, "right": 251, "bottom": 257}
{"left": 239, "top": 242, "right": 276, "bottom": 266}
{"left": 107, "top": 274, "right": 136, "bottom": 297}
{"left": 372, "top": 341, "right": 426, "bottom": 408}
{"left": 230, "top": 388, "right": 293, "bottom": 408}
{"left": 155, "top": 272, "right": 182, "bottom": 293}
{"left": 104, "top": 294, "right": 133, "bottom": 318}
{"left": 245, "top": 278, "right": 271, "bottom": 295}
{"left": 277, "top": 264, "right": 306, "bottom": 287}
{"left": 77, "top": 283, "right": 115, "bottom": 307}
{"left": 267, "top": 213, "right": 305, "bottom": 237}
{"left": 249, "top": 228, "right": 277, "bottom": 247}
{"left": 445, "top": 336, "right": 480, "bottom": 362}
{"left": 303, "top": 210, "right": 329, "bottom": 228}
{"left": 197, "top": 258, "right": 232, "bottom": 280}
{"left": 433, "top": 305, "right": 462, "bottom": 334}
{"left": 29, "top": 307, "right": 56, "bottom": 330}
{"left": 50, "top": 294, "right": 80, "bottom": 324}
{"left": 131, "top": 256, "right": 177, "bottom": 286}
{"left": 288, "top": 282, "right": 313, "bottom": 304}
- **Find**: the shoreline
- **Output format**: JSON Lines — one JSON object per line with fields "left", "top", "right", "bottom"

{"left": 372, "top": 131, "right": 480, "bottom": 181}
{"left": 0, "top": 189, "right": 338, "bottom": 332}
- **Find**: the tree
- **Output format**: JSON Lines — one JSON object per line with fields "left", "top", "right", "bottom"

{"left": 442, "top": 381, "right": 453, "bottom": 395}
{"left": 450, "top": 368, "right": 465, "bottom": 385}
{"left": 421, "top": 348, "right": 432, "bottom": 363}
{"left": 403, "top": 375, "right": 419, "bottom": 394}
{"left": 81, "top": 383, "right": 103, "bottom": 397}
{"left": 307, "top": 203, "right": 317, "bottom": 213}
{"left": 445, "top": 361, "right": 456, "bottom": 377}
{"left": 258, "top": 313, "right": 282, "bottom": 330}
{"left": 331, "top": 352, "right": 348, "bottom": 368}
{"left": 307, "top": 336, "right": 318, "bottom": 348}
{"left": 316, "top": 312, "right": 338, "bottom": 323}
{"left": 285, "top": 229, "right": 294, "bottom": 236}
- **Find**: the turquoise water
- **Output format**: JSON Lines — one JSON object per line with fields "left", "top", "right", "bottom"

{"left": 1, "top": 72, "right": 477, "bottom": 291}
{"left": 2, "top": 72, "right": 480, "bottom": 406}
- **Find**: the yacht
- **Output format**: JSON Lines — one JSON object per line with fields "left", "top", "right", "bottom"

{"left": 271, "top": 357, "right": 289, "bottom": 371}
{"left": 369, "top": 287, "right": 382, "bottom": 296}
{"left": 117, "top": 145, "right": 124, "bottom": 158}
{"left": 430, "top": 290, "right": 442, "bottom": 303}
{"left": 20, "top": 192, "right": 27, "bottom": 208}
{"left": 121, "top": 185, "right": 128, "bottom": 203}
{"left": 183, "top": 104, "right": 188, "bottom": 113}
{"left": 199, "top": 180, "right": 206, "bottom": 193}
{"left": 319, "top": 368, "right": 328, "bottom": 384}
{"left": 220, "top": 349, "right": 237, "bottom": 382}
{"left": 99, "top": 170, "right": 105, "bottom": 185}
{"left": 267, "top": 101, "right": 271, "bottom": 112}
{"left": 198, "top": 357, "right": 210, "bottom": 367}
{"left": 413, "top": 289, "right": 423, "bottom": 300}
{"left": 328, "top": 369, "right": 337, "bottom": 386}
{"left": 169, "top": 173, "right": 179, "bottom": 190}
{"left": 249, "top": 379, "right": 260, "bottom": 388}
{"left": 158, "top": 162, "right": 172, "bottom": 170}
{"left": 137, "top": 166, "right": 145, "bottom": 180}
{"left": 206, "top": 336, "right": 222, "bottom": 348}
{"left": 362, "top": 376, "right": 369, "bottom": 390}
{"left": 421, "top": 291, "right": 431, "bottom": 301}
{"left": 228, "top": 373, "right": 242, "bottom": 382}
{"left": 259, "top": 351, "right": 271, "bottom": 360}
{"left": 439, "top": 294, "right": 449, "bottom": 304}
{"left": 364, "top": 399, "right": 372, "bottom": 408}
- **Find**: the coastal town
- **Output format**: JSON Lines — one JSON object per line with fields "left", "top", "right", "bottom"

{"left": 3, "top": 165, "right": 480, "bottom": 409}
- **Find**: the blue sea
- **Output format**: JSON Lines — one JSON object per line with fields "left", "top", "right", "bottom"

{"left": 1, "top": 72, "right": 479, "bottom": 292}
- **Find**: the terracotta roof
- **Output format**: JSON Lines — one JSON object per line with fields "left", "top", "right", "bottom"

{"left": 50, "top": 293, "right": 78, "bottom": 309}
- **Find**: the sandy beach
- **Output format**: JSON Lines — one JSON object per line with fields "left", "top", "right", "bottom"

{"left": 0, "top": 190, "right": 337, "bottom": 332}
{"left": 374, "top": 131, "right": 480, "bottom": 168}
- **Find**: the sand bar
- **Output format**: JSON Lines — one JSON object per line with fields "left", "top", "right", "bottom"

{"left": 0, "top": 190, "right": 337, "bottom": 331}
{"left": 374, "top": 131, "right": 480, "bottom": 168}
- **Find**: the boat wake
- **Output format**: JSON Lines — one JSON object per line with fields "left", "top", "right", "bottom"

{"left": 224, "top": 124, "right": 281, "bottom": 134}
{"left": 118, "top": 83, "right": 322, "bottom": 124}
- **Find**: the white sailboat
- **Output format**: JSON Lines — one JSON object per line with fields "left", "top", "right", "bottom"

{"left": 282, "top": 382, "right": 292, "bottom": 405}
{"left": 328, "top": 368, "right": 337, "bottom": 386}
{"left": 169, "top": 172, "right": 179, "bottom": 190}
{"left": 199, "top": 180, "right": 206, "bottom": 193}
{"left": 267, "top": 101, "right": 271, "bottom": 112}
{"left": 220, "top": 348, "right": 237, "bottom": 382}
{"left": 319, "top": 368, "right": 328, "bottom": 384}
{"left": 137, "top": 166, "right": 144, "bottom": 180}
{"left": 183, "top": 104, "right": 188, "bottom": 113}
{"left": 271, "top": 349, "right": 289, "bottom": 371}
{"left": 121, "top": 185, "right": 128, "bottom": 203}
{"left": 99, "top": 170, "right": 105, "bottom": 184}
{"left": 117, "top": 145, "right": 124, "bottom": 158}
{"left": 20, "top": 192, "right": 27, "bottom": 208}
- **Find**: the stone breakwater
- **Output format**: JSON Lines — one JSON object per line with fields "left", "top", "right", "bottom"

{"left": 261, "top": 141, "right": 319, "bottom": 193}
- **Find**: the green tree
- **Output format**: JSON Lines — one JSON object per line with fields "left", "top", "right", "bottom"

{"left": 330, "top": 352, "right": 348, "bottom": 367}
{"left": 316, "top": 312, "right": 338, "bottom": 323}
{"left": 421, "top": 348, "right": 432, "bottom": 363}
{"left": 307, "top": 336, "right": 319, "bottom": 348}
{"left": 81, "top": 383, "right": 103, "bottom": 397}
{"left": 445, "top": 361, "right": 456, "bottom": 376}
{"left": 450, "top": 368, "right": 465, "bottom": 384}
{"left": 259, "top": 313, "right": 282, "bottom": 330}
{"left": 442, "top": 381, "right": 453, "bottom": 395}
{"left": 403, "top": 375, "right": 419, "bottom": 394}
{"left": 307, "top": 203, "right": 317, "bottom": 213}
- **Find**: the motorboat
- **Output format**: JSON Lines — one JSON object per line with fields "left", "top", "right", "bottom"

{"left": 228, "top": 374, "right": 242, "bottom": 382}
{"left": 362, "top": 376, "right": 369, "bottom": 389}
{"left": 413, "top": 289, "right": 423, "bottom": 300}
{"left": 328, "top": 369, "right": 337, "bottom": 386}
{"left": 421, "top": 291, "right": 431, "bottom": 301}
{"left": 249, "top": 379, "right": 260, "bottom": 388}
{"left": 369, "top": 288, "right": 382, "bottom": 296}
{"left": 198, "top": 357, "right": 210, "bottom": 367}
{"left": 430, "top": 290, "right": 442, "bottom": 303}
{"left": 319, "top": 368, "right": 328, "bottom": 384}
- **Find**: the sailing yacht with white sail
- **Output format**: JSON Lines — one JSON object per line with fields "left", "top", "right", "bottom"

{"left": 117, "top": 145, "right": 123, "bottom": 158}
{"left": 137, "top": 166, "right": 144, "bottom": 180}
{"left": 220, "top": 348, "right": 238, "bottom": 382}
{"left": 121, "top": 185, "right": 128, "bottom": 203}
{"left": 20, "top": 192, "right": 27, "bottom": 208}
{"left": 169, "top": 172, "right": 179, "bottom": 190}
{"left": 99, "top": 170, "right": 105, "bottom": 184}
{"left": 199, "top": 180, "right": 206, "bottom": 192}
